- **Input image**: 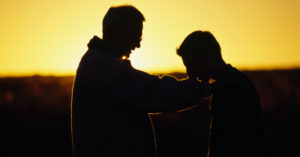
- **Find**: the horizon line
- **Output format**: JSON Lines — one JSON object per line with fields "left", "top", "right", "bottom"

{"left": 1, "top": 67, "right": 300, "bottom": 78}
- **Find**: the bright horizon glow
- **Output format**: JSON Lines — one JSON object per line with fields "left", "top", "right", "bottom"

{"left": 1, "top": 0, "right": 300, "bottom": 76}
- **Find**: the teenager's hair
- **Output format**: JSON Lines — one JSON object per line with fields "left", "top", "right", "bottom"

{"left": 177, "top": 31, "right": 222, "bottom": 60}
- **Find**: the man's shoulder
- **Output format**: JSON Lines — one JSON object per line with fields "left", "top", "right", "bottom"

{"left": 77, "top": 49, "right": 132, "bottom": 74}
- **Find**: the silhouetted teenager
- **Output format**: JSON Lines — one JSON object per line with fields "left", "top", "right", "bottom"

{"left": 71, "top": 5, "right": 212, "bottom": 157}
{"left": 177, "top": 31, "right": 264, "bottom": 157}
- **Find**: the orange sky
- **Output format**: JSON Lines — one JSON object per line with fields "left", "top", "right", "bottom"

{"left": 0, "top": 0, "right": 299, "bottom": 76}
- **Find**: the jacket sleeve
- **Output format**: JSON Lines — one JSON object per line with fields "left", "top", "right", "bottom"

{"left": 75, "top": 50, "right": 210, "bottom": 113}
{"left": 115, "top": 68, "right": 210, "bottom": 113}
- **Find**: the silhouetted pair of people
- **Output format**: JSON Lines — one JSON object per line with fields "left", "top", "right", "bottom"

{"left": 71, "top": 5, "right": 211, "bottom": 157}
{"left": 71, "top": 4, "right": 263, "bottom": 157}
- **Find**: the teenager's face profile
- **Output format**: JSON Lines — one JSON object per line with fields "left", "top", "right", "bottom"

{"left": 182, "top": 50, "right": 213, "bottom": 81}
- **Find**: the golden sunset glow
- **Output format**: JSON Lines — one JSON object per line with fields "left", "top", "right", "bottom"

{"left": 1, "top": 0, "right": 299, "bottom": 76}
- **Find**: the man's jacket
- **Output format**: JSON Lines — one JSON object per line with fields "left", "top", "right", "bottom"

{"left": 71, "top": 36, "right": 208, "bottom": 157}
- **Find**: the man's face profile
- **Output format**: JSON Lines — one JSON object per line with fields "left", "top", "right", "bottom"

{"left": 102, "top": 5, "right": 145, "bottom": 58}
{"left": 124, "top": 22, "right": 143, "bottom": 57}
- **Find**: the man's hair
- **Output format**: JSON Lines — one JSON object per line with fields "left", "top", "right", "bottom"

{"left": 177, "top": 31, "right": 222, "bottom": 60}
{"left": 102, "top": 5, "right": 145, "bottom": 36}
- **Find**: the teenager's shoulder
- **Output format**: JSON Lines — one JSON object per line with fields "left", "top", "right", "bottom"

{"left": 217, "top": 65, "right": 254, "bottom": 89}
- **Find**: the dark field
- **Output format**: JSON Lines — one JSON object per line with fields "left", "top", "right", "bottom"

{"left": 0, "top": 70, "right": 299, "bottom": 157}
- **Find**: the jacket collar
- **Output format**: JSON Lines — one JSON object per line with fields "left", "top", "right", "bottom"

{"left": 87, "top": 36, "right": 133, "bottom": 66}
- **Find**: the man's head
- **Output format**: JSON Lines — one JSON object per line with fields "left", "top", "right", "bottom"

{"left": 102, "top": 5, "right": 145, "bottom": 58}
{"left": 177, "top": 31, "right": 225, "bottom": 80}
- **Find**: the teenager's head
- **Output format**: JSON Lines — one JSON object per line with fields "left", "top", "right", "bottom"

{"left": 177, "top": 31, "right": 225, "bottom": 80}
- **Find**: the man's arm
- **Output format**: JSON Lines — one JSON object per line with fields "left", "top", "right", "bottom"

{"left": 75, "top": 50, "right": 210, "bottom": 113}
{"left": 114, "top": 70, "right": 210, "bottom": 113}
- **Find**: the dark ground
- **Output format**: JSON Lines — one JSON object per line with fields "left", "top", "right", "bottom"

{"left": 0, "top": 69, "right": 299, "bottom": 157}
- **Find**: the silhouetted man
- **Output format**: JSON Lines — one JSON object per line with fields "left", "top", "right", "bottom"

{"left": 71, "top": 5, "right": 211, "bottom": 157}
{"left": 177, "top": 31, "right": 264, "bottom": 157}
